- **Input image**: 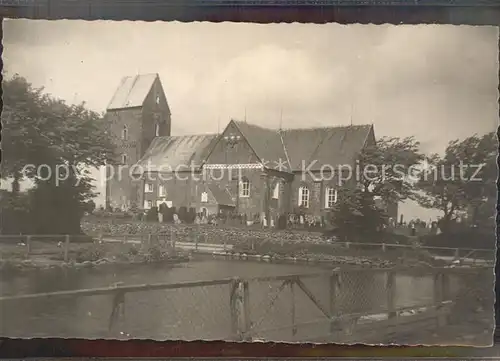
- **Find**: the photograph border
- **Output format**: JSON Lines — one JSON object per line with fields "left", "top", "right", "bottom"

{"left": 0, "top": 2, "right": 499, "bottom": 358}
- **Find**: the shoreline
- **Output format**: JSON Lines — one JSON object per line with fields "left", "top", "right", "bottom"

{"left": 0, "top": 254, "right": 192, "bottom": 276}
{"left": 0, "top": 236, "right": 487, "bottom": 276}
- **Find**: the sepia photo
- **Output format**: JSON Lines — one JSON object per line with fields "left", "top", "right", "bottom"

{"left": 1, "top": 20, "right": 498, "bottom": 345}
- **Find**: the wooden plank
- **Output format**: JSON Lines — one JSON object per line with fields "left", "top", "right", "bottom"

{"left": 294, "top": 278, "right": 330, "bottom": 318}
{"left": 290, "top": 281, "right": 297, "bottom": 336}
{"left": 0, "top": 278, "right": 234, "bottom": 302}
{"left": 354, "top": 306, "right": 452, "bottom": 334}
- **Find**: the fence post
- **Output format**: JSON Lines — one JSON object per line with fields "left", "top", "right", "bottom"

{"left": 329, "top": 271, "right": 340, "bottom": 334}
{"left": 229, "top": 279, "right": 240, "bottom": 340}
{"left": 345, "top": 242, "right": 350, "bottom": 249}
{"left": 147, "top": 234, "right": 152, "bottom": 248}
{"left": 64, "top": 235, "right": 70, "bottom": 263}
{"left": 241, "top": 280, "right": 251, "bottom": 340}
{"left": 381, "top": 243, "right": 386, "bottom": 252}
{"left": 441, "top": 271, "right": 450, "bottom": 302}
{"left": 99, "top": 233, "right": 103, "bottom": 244}
{"left": 386, "top": 270, "right": 396, "bottom": 319}
{"left": 290, "top": 280, "right": 297, "bottom": 336}
{"left": 454, "top": 248, "right": 460, "bottom": 261}
{"left": 123, "top": 235, "right": 128, "bottom": 244}
{"left": 195, "top": 233, "right": 199, "bottom": 251}
{"left": 433, "top": 271, "right": 446, "bottom": 327}
{"left": 26, "top": 235, "right": 32, "bottom": 258}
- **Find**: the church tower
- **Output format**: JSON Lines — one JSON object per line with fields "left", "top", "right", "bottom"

{"left": 104, "top": 73, "right": 171, "bottom": 210}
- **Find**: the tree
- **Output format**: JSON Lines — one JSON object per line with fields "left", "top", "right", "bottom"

{"left": 358, "top": 136, "right": 425, "bottom": 204}
{"left": 326, "top": 136, "right": 424, "bottom": 242}
{"left": 1, "top": 74, "right": 115, "bottom": 234}
{"left": 326, "top": 187, "right": 388, "bottom": 242}
{"left": 416, "top": 131, "right": 497, "bottom": 234}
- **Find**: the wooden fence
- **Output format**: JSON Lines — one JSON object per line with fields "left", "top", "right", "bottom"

{"left": 0, "top": 265, "right": 487, "bottom": 342}
{"left": 0, "top": 233, "right": 494, "bottom": 266}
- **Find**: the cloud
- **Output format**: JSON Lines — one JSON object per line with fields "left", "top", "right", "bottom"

{"left": 4, "top": 20, "right": 498, "bottom": 215}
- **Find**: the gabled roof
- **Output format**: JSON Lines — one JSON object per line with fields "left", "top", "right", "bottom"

{"left": 281, "top": 124, "right": 373, "bottom": 171}
{"left": 232, "top": 120, "right": 288, "bottom": 165}
{"left": 107, "top": 73, "right": 158, "bottom": 110}
{"left": 229, "top": 121, "right": 372, "bottom": 172}
{"left": 207, "top": 184, "right": 235, "bottom": 206}
{"left": 135, "top": 134, "right": 217, "bottom": 173}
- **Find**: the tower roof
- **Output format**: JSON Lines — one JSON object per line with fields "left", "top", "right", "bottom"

{"left": 107, "top": 73, "right": 159, "bottom": 110}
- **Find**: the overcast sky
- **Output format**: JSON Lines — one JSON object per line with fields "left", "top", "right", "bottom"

{"left": 3, "top": 20, "right": 499, "bottom": 220}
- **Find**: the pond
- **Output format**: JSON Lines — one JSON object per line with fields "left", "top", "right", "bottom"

{"left": 0, "top": 257, "right": 457, "bottom": 341}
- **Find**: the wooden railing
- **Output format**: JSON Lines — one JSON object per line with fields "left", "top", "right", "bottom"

{"left": 0, "top": 233, "right": 494, "bottom": 266}
{"left": 0, "top": 266, "right": 489, "bottom": 342}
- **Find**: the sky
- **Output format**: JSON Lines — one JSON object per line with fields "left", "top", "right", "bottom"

{"left": 3, "top": 20, "right": 499, "bottom": 220}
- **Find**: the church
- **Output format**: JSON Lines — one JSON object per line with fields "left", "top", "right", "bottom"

{"left": 104, "top": 73, "right": 397, "bottom": 226}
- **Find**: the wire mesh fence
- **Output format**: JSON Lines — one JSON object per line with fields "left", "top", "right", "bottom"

{"left": 0, "top": 265, "right": 494, "bottom": 342}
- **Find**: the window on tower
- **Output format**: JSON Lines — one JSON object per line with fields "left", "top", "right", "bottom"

{"left": 121, "top": 153, "right": 127, "bottom": 164}
{"left": 122, "top": 125, "right": 128, "bottom": 140}
{"left": 155, "top": 123, "right": 160, "bottom": 137}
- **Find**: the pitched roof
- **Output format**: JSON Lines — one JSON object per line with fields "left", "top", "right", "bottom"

{"left": 281, "top": 125, "right": 373, "bottom": 171}
{"left": 135, "top": 134, "right": 217, "bottom": 173}
{"left": 207, "top": 184, "right": 235, "bottom": 206}
{"left": 230, "top": 121, "right": 372, "bottom": 172}
{"left": 107, "top": 73, "right": 158, "bottom": 110}
{"left": 232, "top": 120, "right": 288, "bottom": 166}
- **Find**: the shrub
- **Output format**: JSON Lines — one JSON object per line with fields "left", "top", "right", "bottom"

{"left": 146, "top": 207, "right": 159, "bottom": 222}
{"left": 128, "top": 246, "right": 139, "bottom": 256}
{"left": 75, "top": 246, "right": 103, "bottom": 263}
{"left": 143, "top": 246, "right": 166, "bottom": 263}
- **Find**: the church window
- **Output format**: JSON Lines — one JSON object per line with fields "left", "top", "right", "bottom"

{"left": 325, "top": 187, "right": 338, "bottom": 208}
{"left": 201, "top": 192, "right": 208, "bottom": 203}
{"left": 145, "top": 183, "right": 154, "bottom": 193}
{"left": 156, "top": 95, "right": 160, "bottom": 104}
{"left": 240, "top": 178, "right": 250, "bottom": 197}
{"left": 121, "top": 153, "right": 127, "bottom": 164}
{"left": 155, "top": 122, "right": 160, "bottom": 137}
{"left": 158, "top": 185, "right": 166, "bottom": 197}
{"left": 272, "top": 182, "right": 280, "bottom": 200}
{"left": 298, "top": 186, "right": 309, "bottom": 208}
{"left": 122, "top": 125, "right": 128, "bottom": 140}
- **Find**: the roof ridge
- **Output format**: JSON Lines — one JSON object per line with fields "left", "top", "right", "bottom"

{"left": 233, "top": 119, "right": 371, "bottom": 133}
{"left": 156, "top": 133, "right": 217, "bottom": 138}
{"left": 282, "top": 124, "right": 372, "bottom": 131}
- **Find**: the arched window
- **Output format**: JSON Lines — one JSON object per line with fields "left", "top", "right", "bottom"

{"left": 121, "top": 153, "right": 127, "bottom": 164}
{"left": 155, "top": 123, "right": 160, "bottom": 137}
{"left": 122, "top": 125, "right": 128, "bottom": 140}
{"left": 240, "top": 177, "right": 250, "bottom": 197}
{"left": 201, "top": 191, "right": 208, "bottom": 203}
{"left": 325, "top": 187, "right": 338, "bottom": 208}
{"left": 298, "top": 186, "right": 309, "bottom": 208}
{"left": 272, "top": 182, "right": 280, "bottom": 200}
